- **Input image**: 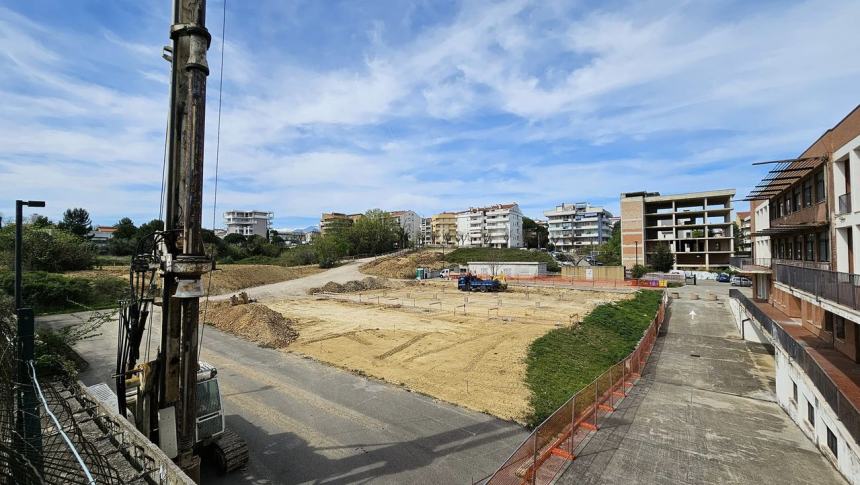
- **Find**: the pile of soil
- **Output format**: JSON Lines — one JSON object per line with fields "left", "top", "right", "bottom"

{"left": 201, "top": 301, "right": 298, "bottom": 348}
{"left": 360, "top": 250, "right": 446, "bottom": 279}
{"left": 308, "top": 277, "right": 390, "bottom": 295}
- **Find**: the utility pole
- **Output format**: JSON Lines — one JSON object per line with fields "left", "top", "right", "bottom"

{"left": 160, "top": 0, "right": 211, "bottom": 480}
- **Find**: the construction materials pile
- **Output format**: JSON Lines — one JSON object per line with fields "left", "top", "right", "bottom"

{"left": 360, "top": 250, "right": 446, "bottom": 279}
{"left": 201, "top": 300, "right": 298, "bottom": 348}
{"left": 307, "top": 277, "right": 390, "bottom": 295}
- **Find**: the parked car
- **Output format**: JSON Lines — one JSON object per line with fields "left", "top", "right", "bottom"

{"left": 731, "top": 276, "right": 752, "bottom": 287}
{"left": 716, "top": 273, "right": 731, "bottom": 283}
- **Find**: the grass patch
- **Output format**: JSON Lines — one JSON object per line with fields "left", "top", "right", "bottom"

{"left": 525, "top": 290, "right": 663, "bottom": 426}
{"left": 0, "top": 270, "right": 127, "bottom": 315}
{"left": 444, "top": 248, "right": 560, "bottom": 272}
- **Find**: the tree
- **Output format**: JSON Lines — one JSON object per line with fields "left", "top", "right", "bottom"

{"left": 223, "top": 233, "right": 246, "bottom": 245}
{"left": 523, "top": 217, "right": 548, "bottom": 249}
{"left": 112, "top": 217, "right": 138, "bottom": 240}
{"left": 136, "top": 219, "right": 164, "bottom": 239}
{"left": 29, "top": 214, "right": 52, "bottom": 228}
{"left": 596, "top": 221, "right": 621, "bottom": 266}
{"left": 0, "top": 225, "right": 95, "bottom": 271}
{"left": 58, "top": 208, "right": 92, "bottom": 238}
{"left": 651, "top": 242, "right": 675, "bottom": 272}
{"left": 313, "top": 234, "right": 348, "bottom": 268}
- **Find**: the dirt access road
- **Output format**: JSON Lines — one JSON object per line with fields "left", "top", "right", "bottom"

{"left": 211, "top": 257, "right": 375, "bottom": 301}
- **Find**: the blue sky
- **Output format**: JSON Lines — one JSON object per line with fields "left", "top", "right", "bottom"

{"left": 1, "top": 0, "right": 859, "bottom": 230}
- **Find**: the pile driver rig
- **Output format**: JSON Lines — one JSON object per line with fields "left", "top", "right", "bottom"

{"left": 112, "top": 0, "right": 247, "bottom": 479}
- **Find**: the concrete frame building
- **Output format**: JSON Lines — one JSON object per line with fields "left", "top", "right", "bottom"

{"left": 543, "top": 202, "right": 613, "bottom": 254}
{"left": 224, "top": 210, "right": 273, "bottom": 237}
{"left": 736, "top": 211, "right": 752, "bottom": 254}
{"left": 620, "top": 189, "right": 735, "bottom": 270}
{"left": 732, "top": 105, "right": 860, "bottom": 482}
{"left": 455, "top": 203, "right": 524, "bottom": 248}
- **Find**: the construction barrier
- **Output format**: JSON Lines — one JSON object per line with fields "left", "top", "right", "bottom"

{"left": 484, "top": 291, "right": 668, "bottom": 485}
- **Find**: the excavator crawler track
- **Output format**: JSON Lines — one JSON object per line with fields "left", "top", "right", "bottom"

{"left": 213, "top": 428, "right": 249, "bottom": 475}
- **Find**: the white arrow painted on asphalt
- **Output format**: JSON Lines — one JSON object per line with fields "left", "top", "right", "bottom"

{"left": 689, "top": 310, "right": 697, "bottom": 320}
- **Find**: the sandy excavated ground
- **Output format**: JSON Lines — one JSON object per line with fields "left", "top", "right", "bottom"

{"left": 267, "top": 281, "right": 630, "bottom": 422}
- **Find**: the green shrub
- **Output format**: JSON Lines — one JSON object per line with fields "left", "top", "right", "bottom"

{"left": 525, "top": 290, "right": 663, "bottom": 426}
{"left": 631, "top": 264, "right": 651, "bottom": 279}
{"left": 0, "top": 226, "right": 96, "bottom": 272}
{"left": 0, "top": 271, "right": 127, "bottom": 314}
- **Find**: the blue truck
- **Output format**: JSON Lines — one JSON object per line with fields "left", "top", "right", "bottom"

{"left": 457, "top": 275, "right": 504, "bottom": 292}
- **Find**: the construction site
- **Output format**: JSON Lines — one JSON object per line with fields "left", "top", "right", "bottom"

{"left": 252, "top": 280, "right": 631, "bottom": 422}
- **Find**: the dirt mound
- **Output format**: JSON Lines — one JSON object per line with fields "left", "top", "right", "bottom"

{"left": 201, "top": 301, "right": 298, "bottom": 348}
{"left": 308, "top": 277, "right": 390, "bottom": 295}
{"left": 360, "top": 250, "right": 446, "bottom": 279}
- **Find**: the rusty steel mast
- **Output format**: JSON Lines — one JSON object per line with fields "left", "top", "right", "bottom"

{"left": 161, "top": 0, "right": 212, "bottom": 479}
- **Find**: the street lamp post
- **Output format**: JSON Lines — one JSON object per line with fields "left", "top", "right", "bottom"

{"left": 14, "top": 199, "right": 45, "bottom": 475}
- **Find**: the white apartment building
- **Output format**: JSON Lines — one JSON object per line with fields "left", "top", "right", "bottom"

{"left": 456, "top": 203, "right": 524, "bottom": 248}
{"left": 224, "top": 210, "right": 273, "bottom": 237}
{"left": 419, "top": 218, "right": 433, "bottom": 246}
{"left": 543, "top": 203, "right": 613, "bottom": 253}
{"left": 390, "top": 210, "right": 421, "bottom": 244}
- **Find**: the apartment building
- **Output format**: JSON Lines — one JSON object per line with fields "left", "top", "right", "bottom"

{"left": 224, "top": 210, "right": 273, "bottom": 237}
{"left": 419, "top": 218, "right": 433, "bottom": 246}
{"left": 319, "top": 212, "right": 361, "bottom": 235}
{"left": 389, "top": 210, "right": 421, "bottom": 244}
{"left": 731, "top": 105, "right": 860, "bottom": 481}
{"left": 455, "top": 203, "right": 524, "bottom": 248}
{"left": 620, "top": 189, "right": 735, "bottom": 270}
{"left": 736, "top": 211, "right": 752, "bottom": 254}
{"left": 431, "top": 212, "right": 457, "bottom": 246}
{"left": 543, "top": 202, "right": 613, "bottom": 254}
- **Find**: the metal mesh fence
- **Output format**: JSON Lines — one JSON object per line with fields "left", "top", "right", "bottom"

{"left": 0, "top": 312, "right": 131, "bottom": 484}
{"left": 485, "top": 291, "right": 668, "bottom": 485}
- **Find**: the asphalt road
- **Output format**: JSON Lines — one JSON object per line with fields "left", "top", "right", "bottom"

{"left": 38, "top": 263, "right": 528, "bottom": 484}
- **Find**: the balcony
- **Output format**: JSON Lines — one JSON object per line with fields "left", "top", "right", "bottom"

{"left": 771, "top": 201, "right": 827, "bottom": 227}
{"left": 838, "top": 193, "right": 852, "bottom": 215}
{"left": 775, "top": 263, "right": 860, "bottom": 311}
{"left": 729, "top": 257, "right": 772, "bottom": 273}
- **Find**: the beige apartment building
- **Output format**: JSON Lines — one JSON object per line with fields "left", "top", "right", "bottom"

{"left": 431, "top": 212, "right": 457, "bottom": 245}
{"left": 620, "top": 189, "right": 735, "bottom": 270}
{"left": 319, "top": 212, "right": 361, "bottom": 235}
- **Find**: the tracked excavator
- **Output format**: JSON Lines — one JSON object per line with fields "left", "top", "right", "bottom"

{"left": 102, "top": 0, "right": 248, "bottom": 479}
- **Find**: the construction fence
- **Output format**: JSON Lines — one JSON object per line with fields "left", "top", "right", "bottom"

{"left": 483, "top": 291, "right": 669, "bottom": 485}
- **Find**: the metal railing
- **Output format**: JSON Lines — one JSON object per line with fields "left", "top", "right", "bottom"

{"left": 838, "top": 193, "right": 852, "bottom": 215}
{"left": 485, "top": 292, "right": 668, "bottom": 485}
{"left": 774, "top": 263, "right": 860, "bottom": 311}
{"left": 730, "top": 289, "right": 860, "bottom": 444}
{"left": 729, "top": 257, "right": 772, "bottom": 269}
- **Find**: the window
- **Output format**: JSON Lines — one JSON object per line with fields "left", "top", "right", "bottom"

{"left": 825, "top": 312, "right": 834, "bottom": 332}
{"left": 792, "top": 381, "right": 798, "bottom": 404}
{"left": 806, "top": 234, "right": 815, "bottom": 261}
{"left": 835, "top": 314, "right": 846, "bottom": 340}
{"left": 815, "top": 170, "right": 826, "bottom": 203}
{"left": 795, "top": 236, "right": 803, "bottom": 260}
{"left": 804, "top": 179, "right": 813, "bottom": 207}
{"left": 827, "top": 427, "right": 838, "bottom": 458}
{"left": 786, "top": 240, "right": 793, "bottom": 260}
{"left": 819, "top": 232, "right": 830, "bottom": 262}
{"left": 808, "top": 401, "right": 815, "bottom": 426}
{"left": 785, "top": 194, "right": 792, "bottom": 214}
{"left": 794, "top": 188, "right": 802, "bottom": 212}
{"left": 777, "top": 199, "right": 784, "bottom": 218}
{"left": 779, "top": 239, "right": 785, "bottom": 259}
